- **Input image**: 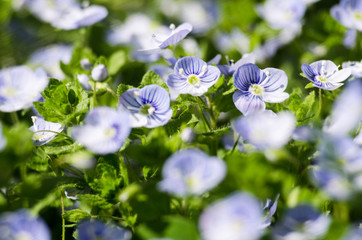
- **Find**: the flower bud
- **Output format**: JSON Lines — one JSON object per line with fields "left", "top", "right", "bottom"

{"left": 181, "top": 127, "right": 195, "bottom": 143}
{"left": 91, "top": 64, "right": 108, "bottom": 82}
{"left": 80, "top": 58, "right": 93, "bottom": 70}
{"left": 77, "top": 74, "right": 92, "bottom": 91}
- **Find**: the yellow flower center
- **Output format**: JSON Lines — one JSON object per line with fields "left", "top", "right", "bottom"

{"left": 140, "top": 104, "right": 155, "bottom": 115}
{"left": 249, "top": 84, "right": 264, "bottom": 96}
{"left": 187, "top": 74, "right": 200, "bottom": 86}
{"left": 316, "top": 75, "right": 328, "bottom": 83}
{"left": 3, "top": 88, "right": 17, "bottom": 96}
{"left": 353, "top": 11, "right": 362, "bottom": 20}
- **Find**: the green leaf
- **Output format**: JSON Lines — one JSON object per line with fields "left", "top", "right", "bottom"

{"left": 305, "top": 82, "right": 314, "bottom": 89}
{"left": 77, "top": 194, "right": 113, "bottom": 209}
{"left": 43, "top": 143, "right": 82, "bottom": 155}
{"left": 62, "top": 209, "right": 90, "bottom": 223}
{"left": 140, "top": 71, "right": 168, "bottom": 89}
{"left": 88, "top": 163, "right": 121, "bottom": 198}
{"left": 28, "top": 147, "right": 48, "bottom": 172}
{"left": 108, "top": 50, "right": 126, "bottom": 75}
{"left": 163, "top": 216, "right": 199, "bottom": 240}
{"left": 117, "top": 83, "right": 134, "bottom": 97}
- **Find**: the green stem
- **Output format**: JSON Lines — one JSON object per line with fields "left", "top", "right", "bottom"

{"left": 206, "top": 96, "right": 217, "bottom": 129}
{"left": 195, "top": 97, "right": 211, "bottom": 131}
{"left": 93, "top": 82, "right": 97, "bottom": 108}
{"left": 106, "top": 87, "right": 118, "bottom": 99}
{"left": 229, "top": 135, "right": 241, "bottom": 155}
{"left": 317, "top": 88, "right": 322, "bottom": 118}
{"left": 61, "top": 189, "right": 65, "bottom": 240}
{"left": 11, "top": 111, "right": 19, "bottom": 124}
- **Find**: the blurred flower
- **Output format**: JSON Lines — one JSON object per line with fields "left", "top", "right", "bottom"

{"left": 138, "top": 23, "right": 192, "bottom": 53}
{"left": 80, "top": 58, "right": 93, "bottom": 70}
{"left": 262, "top": 194, "right": 279, "bottom": 228}
{"left": 222, "top": 132, "right": 243, "bottom": 151}
{"left": 0, "top": 209, "right": 51, "bottom": 240}
{"left": 118, "top": 85, "right": 172, "bottom": 128}
{"left": 233, "top": 63, "right": 289, "bottom": 115}
{"left": 78, "top": 220, "right": 132, "bottom": 240}
{"left": 342, "top": 226, "right": 362, "bottom": 240}
{"left": 199, "top": 192, "right": 264, "bottom": 240}
{"left": 158, "top": 148, "right": 226, "bottom": 197}
{"left": 0, "top": 123, "right": 6, "bottom": 151}
{"left": 167, "top": 56, "right": 220, "bottom": 96}
{"left": 217, "top": 53, "right": 256, "bottom": 76}
{"left": 91, "top": 64, "right": 108, "bottom": 82}
{"left": 180, "top": 127, "right": 196, "bottom": 143}
{"left": 355, "top": 130, "right": 362, "bottom": 145}
{"left": 273, "top": 205, "right": 331, "bottom": 240}
{"left": 0, "top": 66, "right": 48, "bottom": 112}
{"left": 214, "top": 28, "right": 250, "bottom": 54}
{"left": 28, "top": 44, "right": 73, "bottom": 80}
{"left": 292, "top": 126, "right": 317, "bottom": 142}
{"left": 331, "top": 0, "right": 362, "bottom": 31}
{"left": 342, "top": 60, "right": 362, "bottom": 78}
{"left": 77, "top": 74, "right": 92, "bottom": 91}
{"left": 301, "top": 60, "right": 351, "bottom": 90}
{"left": 25, "top": 0, "right": 108, "bottom": 30}
{"left": 71, "top": 107, "right": 131, "bottom": 155}
{"left": 343, "top": 29, "right": 357, "bottom": 49}
{"left": 233, "top": 111, "right": 296, "bottom": 150}
{"left": 30, "top": 116, "right": 64, "bottom": 146}
{"left": 324, "top": 80, "right": 362, "bottom": 136}
{"left": 158, "top": 0, "right": 218, "bottom": 34}
{"left": 256, "top": 0, "right": 306, "bottom": 29}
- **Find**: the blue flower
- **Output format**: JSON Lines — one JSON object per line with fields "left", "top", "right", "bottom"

{"left": 28, "top": 44, "right": 73, "bottom": 80}
{"left": 77, "top": 220, "right": 132, "bottom": 240}
{"left": 158, "top": 148, "right": 226, "bottom": 197}
{"left": 30, "top": 116, "right": 64, "bottom": 146}
{"left": 256, "top": 0, "right": 306, "bottom": 30}
{"left": 262, "top": 194, "right": 279, "bottom": 228}
{"left": 301, "top": 60, "right": 351, "bottom": 90}
{"left": 232, "top": 63, "right": 289, "bottom": 115}
{"left": 342, "top": 60, "right": 362, "bottom": 78}
{"left": 217, "top": 53, "right": 256, "bottom": 76}
{"left": 0, "top": 123, "right": 6, "bottom": 151}
{"left": 71, "top": 107, "right": 131, "bottom": 155}
{"left": 167, "top": 56, "right": 221, "bottom": 96}
{"left": 233, "top": 111, "right": 296, "bottom": 150}
{"left": 273, "top": 205, "right": 331, "bottom": 240}
{"left": 0, "top": 66, "right": 48, "bottom": 112}
{"left": 331, "top": 0, "right": 362, "bottom": 31}
{"left": 199, "top": 192, "right": 264, "bottom": 240}
{"left": 0, "top": 209, "right": 51, "bottom": 240}
{"left": 118, "top": 84, "right": 172, "bottom": 128}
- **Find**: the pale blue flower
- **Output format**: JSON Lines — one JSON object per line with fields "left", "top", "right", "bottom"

{"left": 167, "top": 56, "right": 221, "bottom": 96}
{"left": 343, "top": 29, "right": 357, "bottom": 49}
{"left": 324, "top": 80, "right": 362, "bottom": 136}
{"left": 0, "top": 66, "right": 48, "bottom": 112}
{"left": 0, "top": 209, "right": 51, "bottom": 240}
{"left": 342, "top": 227, "right": 362, "bottom": 240}
{"left": 214, "top": 28, "right": 250, "bottom": 54}
{"left": 77, "top": 74, "right": 92, "bottom": 91}
{"left": 30, "top": 116, "right": 64, "bottom": 146}
{"left": 301, "top": 60, "right": 351, "bottom": 90}
{"left": 233, "top": 111, "right": 296, "bottom": 150}
{"left": 262, "top": 194, "right": 279, "bottom": 228}
{"left": 256, "top": 0, "right": 306, "bottom": 30}
{"left": 28, "top": 44, "right": 73, "bottom": 80}
{"left": 91, "top": 64, "right": 108, "bottom": 82}
{"left": 80, "top": 59, "right": 92, "bottom": 70}
{"left": 342, "top": 60, "right": 362, "bottom": 78}
{"left": 355, "top": 130, "right": 362, "bottom": 145}
{"left": 71, "top": 107, "right": 131, "bottom": 155}
{"left": 78, "top": 220, "right": 132, "bottom": 240}
{"left": 0, "top": 123, "right": 6, "bottom": 151}
{"left": 331, "top": 0, "right": 362, "bottom": 31}
{"left": 138, "top": 23, "right": 192, "bottom": 53}
{"left": 217, "top": 53, "right": 255, "bottom": 76}
{"left": 118, "top": 84, "right": 172, "bottom": 128}
{"left": 158, "top": 148, "right": 226, "bottom": 197}
{"left": 232, "top": 63, "right": 289, "bottom": 115}
{"left": 199, "top": 192, "right": 264, "bottom": 240}
{"left": 273, "top": 205, "right": 331, "bottom": 240}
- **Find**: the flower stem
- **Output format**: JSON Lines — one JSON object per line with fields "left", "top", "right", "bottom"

{"left": 11, "top": 111, "right": 19, "bottom": 124}
{"left": 61, "top": 189, "right": 65, "bottom": 240}
{"left": 230, "top": 135, "right": 241, "bottom": 155}
{"left": 93, "top": 82, "right": 97, "bottom": 108}
{"left": 195, "top": 97, "right": 211, "bottom": 131}
{"left": 317, "top": 88, "right": 322, "bottom": 118}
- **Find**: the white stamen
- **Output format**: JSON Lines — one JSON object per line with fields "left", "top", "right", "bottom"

{"left": 197, "top": 65, "right": 208, "bottom": 77}
{"left": 169, "top": 23, "right": 176, "bottom": 31}
{"left": 179, "top": 68, "right": 185, "bottom": 75}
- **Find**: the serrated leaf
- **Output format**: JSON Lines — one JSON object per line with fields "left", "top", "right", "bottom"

{"left": 43, "top": 143, "right": 81, "bottom": 155}
{"left": 140, "top": 71, "right": 168, "bottom": 89}
{"left": 28, "top": 147, "right": 48, "bottom": 172}
{"left": 77, "top": 194, "right": 113, "bottom": 209}
{"left": 117, "top": 84, "right": 134, "bottom": 97}
{"left": 62, "top": 209, "right": 90, "bottom": 223}
{"left": 88, "top": 163, "right": 121, "bottom": 198}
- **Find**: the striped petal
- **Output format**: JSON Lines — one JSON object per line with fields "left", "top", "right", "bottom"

{"left": 233, "top": 63, "right": 265, "bottom": 91}
{"left": 301, "top": 64, "right": 316, "bottom": 81}
{"left": 175, "top": 56, "right": 206, "bottom": 75}
{"left": 199, "top": 65, "right": 220, "bottom": 87}
{"left": 158, "top": 23, "right": 193, "bottom": 49}
{"left": 260, "top": 68, "right": 288, "bottom": 93}
{"left": 233, "top": 91, "right": 265, "bottom": 116}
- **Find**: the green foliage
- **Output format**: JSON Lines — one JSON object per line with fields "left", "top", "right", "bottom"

{"left": 117, "top": 83, "right": 134, "bottom": 97}
{"left": 62, "top": 209, "right": 91, "bottom": 223}
{"left": 286, "top": 88, "right": 316, "bottom": 124}
{"left": 34, "top": 79, "right": 89, "bottom": 125}
{"left": 139, "top": 71, "right": 168, "bottom": 89}
{"left": 108, "top": 50, "right": 127, "bottom": 75}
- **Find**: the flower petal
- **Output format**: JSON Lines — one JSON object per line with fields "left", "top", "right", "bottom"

{"left": 199, "top": 65, "right": 220, "bottom": 86}
{"left": 175, "top": 56, "right": 206, "bottom": 75}
{"left": 328, "top": 68, "right": 351, "bottom": 83}
{"left": 118, "top": 89, "right": 142, "bottom": 113}
{"left": 301, "top": 64, "right": 316, "bottom": 81}
{"left": 261, "top": 92, "right": 289, "bottom": 103}
{"left": 158, "top": 23, "right": 193, "bottom": 49}
{"left": 139, "top": 84, "right": 171, "bottom": 112}
{"left": 260, "top": 68, "right": 288, "bottom": 92}
{"left": 310, "top": 60, "right": 338, "bottom": 76}
{"left": 233, "top": 63, "right": 265, "bottom": 91}
{"left": 233, "top": 91, "right": 265, "bottom": 116}
{"left": 312, "top": 82, "right": 343, "bottom": 91}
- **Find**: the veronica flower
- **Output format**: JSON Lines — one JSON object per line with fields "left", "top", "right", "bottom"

{"left": 256, "top": 0, "right": 306, "bottom": 29}
{"left": 217, "top": 53, "right": 256, "bottom": 76}
{"left": 262, "top": 194, "right": 279, "bottom": 228}
{"left": 342, "top": 227, "right": 362, "bottom": 240}
{"left": 233, "top": 111, "right": 296, "bottom": 150}
{"left": 324, "top": 80, "right": 362, "bottom": 137}
{"left": 232, "top": 63, "right": 289, "bottom": 115}
{"left": 214, "top": 28, "right": 250, "bottom": 54}
{"left": 118, "top": 84, "right": 172, "bottom": 128}
{"left": 30, "top": 116, "right": 64, "bottom": 146}
{"left": 355, "top": 130, "right": 362, "bottom": 145}
{"left": 301, "top": 60, "right": 351, "bottom": 90}
{"left": 199, "top": 192, "right": 264, "bottom": 240}
{"left": 77, "top": 220, "right": 132, "bottom": 240}
{"left": 167, "top": 56, "right": 221, "bottom": 96}
{"left": 158, "top": 148, "right": 226, "bottom": 197}
{"left": 342, "top": 60, "right": 362, "bottom": 78}
{"left": 28, "top": 44, "right": 73, "bottom": 80}
{"left": 0, "top": 209, "right": 51, "bottom": 240}
{"left": 273, "top": 205, "right": 331, "bottom": 240}
{"left": 0, "top": 123, "right": 6, "bottom": 151}
{"left": 0, "top": 66, "right": 48, "bottom": 112}
{"left": 331, "top": 0, "right": 362, "bottom": 31}
{"left": 71, "top": 107, "right": 131, "bottom": 155}
{"left": 138, "top": 23, "right": 192, "bottom": 53}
